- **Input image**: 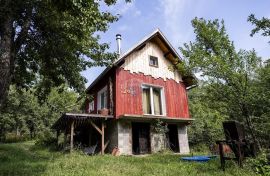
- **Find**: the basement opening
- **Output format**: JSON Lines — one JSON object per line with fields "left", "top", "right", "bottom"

{"left": 166, "top": 124, "right": 180, "bottom": 153}
{"left": 132, "top": 122, "right": 151, "bottom": 155}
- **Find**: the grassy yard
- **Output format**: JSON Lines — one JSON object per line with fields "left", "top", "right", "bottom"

{"left": 0, "top": 141, "right": 254, "bottom": 176}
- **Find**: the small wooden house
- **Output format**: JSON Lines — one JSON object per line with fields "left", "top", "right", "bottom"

{"left": 53, "top": 29, "right": 195, "bottom": 155}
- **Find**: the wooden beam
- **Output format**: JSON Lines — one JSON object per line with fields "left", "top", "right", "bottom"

{"left": 64, "top": 129, "right": 67, "bottom": 146}
{"left": 90, "top": 120, "right": 102, "bottom": 135}
{"left": 101, "top": 121, "right": 105, "bottom": 155}
{"left": 104, "top": 140, "right": 110, "bottom": 151}
{"left": 88, "top": 127, "right": 92, "bottom": 146}
{"left": 164, "top": 52, "right": 170, "bottom": 58}
{"left": 56, "top": 130, "right": 59, "bottom": 146}
{"left": 70, "top": 121, "right": 74, "bottom": 152}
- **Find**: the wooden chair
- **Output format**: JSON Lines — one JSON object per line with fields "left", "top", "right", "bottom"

{"left": 84, "top": 143, "right": 98, "bottom": 155}
{"left": 216, "top": 121, "right": 257, "bottom": 171}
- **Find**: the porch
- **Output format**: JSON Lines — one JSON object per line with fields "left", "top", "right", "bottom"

{"left": 52, "top": 113, "right": 113, "bottom": 154}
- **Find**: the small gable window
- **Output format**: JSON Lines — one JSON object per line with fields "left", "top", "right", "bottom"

{"left": 149, "top": 55, "right": 158, "bottom": 67}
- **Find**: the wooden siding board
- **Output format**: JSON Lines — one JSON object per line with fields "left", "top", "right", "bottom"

{"left": 116, "top": 68, "right": 189, "bottom": 119}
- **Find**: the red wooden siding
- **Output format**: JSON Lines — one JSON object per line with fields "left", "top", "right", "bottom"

{"left": 115, "top": 68, "right": 190, "bottom": 118}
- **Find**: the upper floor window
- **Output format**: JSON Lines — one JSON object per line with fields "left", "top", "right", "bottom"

{"left": 98, "top": 86, "right": 107, "bottom": 110}
{"left": 89, "top": 101, "right": 94, "bottom": 112}
{"left": 142, "top": 85, "right": 165, "bottom": 115}
{"left": 149, "top": 55, "right": 158, "bottom": 67}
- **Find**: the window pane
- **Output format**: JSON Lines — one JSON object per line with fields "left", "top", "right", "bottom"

{"left": 142, "top": 88, "right": 151, "bottom": 114}
{"left": 101, "top": 93, "right": 105, "bottom": 109}
{"left": 153, "top": 88, "right": 162, "bottom": 115}
{"left": 149, "top": 56, "right": 158, "bottom": 67}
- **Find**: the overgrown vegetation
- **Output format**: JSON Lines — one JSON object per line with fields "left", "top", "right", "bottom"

{"left": 0, "top": 85, "right": 81, "bottom": 142}
{"left": 0, "top": 141, "right": 255, "bottom": 176}
{"left": 246, "top": 151, "right": 270, "bottom": 176}
{"left": 181, "top": 18, "right": 270, "bottom": 149}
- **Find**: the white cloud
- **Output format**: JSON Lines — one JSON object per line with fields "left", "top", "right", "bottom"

{"left": 158, "top": 0, "right": 204, "bottom": 46}
{"left": 159, "top": 0, "right": 189, "bottom": 44}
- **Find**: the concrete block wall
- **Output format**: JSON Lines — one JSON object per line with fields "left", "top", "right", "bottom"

{"left": 118, "top": 120, "right": 132, "bottom": 155}
{"left": 178, "top": 125, "right": 190, "bottom": 154}
{"left": 150, "top": 127, "right": 166, "bottom": 153}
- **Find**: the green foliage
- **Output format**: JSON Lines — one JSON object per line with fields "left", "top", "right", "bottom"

{"left": 35, "top": 129, "right": 57, "bottom": 147}
{"left": 248, "top": 14, "right": 270, "bottom": 40}
{"left": 3, "top": 133, "right": 30, "bottom": 143}
{"left": 246, "top": 151, "right": 270, "bottom": 176}
{"left": 181, "top": 17, "right": 265, "bottom": 147}
{"left": 152, "top": 119, "right": 168, "bottom": 134}
{"left": 0, "top": 141, "right": 256, "bottom": 176}
{"left": 0, "top": 85, "right": 81, "bottom": 142}
{"left": 188, "top": 83, "right": 226, "bottom": 147}
{"left": 0, "top": 0, "right": 129, "bottom": 106}
{"left": 251, "top": 64, "right": 270, "bottom": 147}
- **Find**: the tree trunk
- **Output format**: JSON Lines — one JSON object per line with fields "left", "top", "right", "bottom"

{"left": 0, "top": 15, "right": 14, "bottom": 108}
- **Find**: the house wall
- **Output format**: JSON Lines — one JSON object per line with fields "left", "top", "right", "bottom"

{"left": 115, "top": 68, "right": 189, "bottom": 118}
{"left": 85, "top": 69, "right": 116, "bottom": 115}
{"left": 118, "top": 120, "right": 132, "bottom": 155}
{"left": 150, "top": 128, "right": 166, "bottom": 153}
{"left": 120, "top": 41, "right": 182, "bottom": 83}
{"left": 116, "top": 121, "right": 190, "bottom": 155}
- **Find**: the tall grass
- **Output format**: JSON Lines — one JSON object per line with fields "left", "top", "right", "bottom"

{"left": 0, "top": 141, "right": 254, "bottom": 176}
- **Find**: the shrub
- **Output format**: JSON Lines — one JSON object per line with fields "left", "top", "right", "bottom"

{"left": 35, "top": 129, "right": 57, "bottom": 147}
{"left": 246, "top": 151, "right": 270, "bottom": 176}
{"left": 190, "top": 143, "right": 210, "bottom": 153}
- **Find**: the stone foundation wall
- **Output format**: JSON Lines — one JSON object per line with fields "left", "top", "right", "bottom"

{"left": 178, "top": 125, "right": 190, "bottom": 154}
{"left": 150, "top": 127, "right": 166, "bottom": 153}
{"left": 118, "top": 120, "right": 132, "bottom": 155}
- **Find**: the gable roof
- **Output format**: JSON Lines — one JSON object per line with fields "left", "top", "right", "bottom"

{"left": 86, "top": 29, "right": 185, "bottom": 92}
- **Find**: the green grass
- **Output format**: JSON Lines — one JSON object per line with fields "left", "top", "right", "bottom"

{"left": 0, "top": 141, "right": 254, "bottom": 176}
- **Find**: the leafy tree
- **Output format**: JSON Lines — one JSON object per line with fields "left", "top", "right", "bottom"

{"left": 0, "top": 85, "right": 81, "bottom": 141}
{"left": 181, "top": 18, "right": 262, "bottom": 149}
{"left": 0, "top": 0, "right": 128, "bottom": 108}
{"left": 248, "top": 14, "right": 270, "bottom": 41}
{"left": 188, "top": 82, "right": 226, "bottom": 147}
{"left": 251, "top": 63, "right": 270, "bottom": 147}
{"left": 248, "top": 15, "right": 270, "bottom": 147}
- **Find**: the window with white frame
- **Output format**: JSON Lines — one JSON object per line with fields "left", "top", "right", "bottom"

{"left": 142, "top": 85, "right": 166, "bottom": 115}
{"left": 97, "top": 86, "right": 107, "bottom": 110}
{"left": 89, "top": 101, "right": 94, "bottom": 112}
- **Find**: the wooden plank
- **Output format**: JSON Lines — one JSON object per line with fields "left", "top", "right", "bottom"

{"left": 101, "top": 121, "right": 105, "bottom": 155}
{"left": 90, "top": 120, "right": 102, "bottom": 135}
{"left": 115, "top": 68, "right": 190, "bottom": 118}
{"left": 104, "top": 140, "right": 110, "bottom": 151}
{"left": 70, "top": 121, "right": 74, "bottom": 152}
{"left": 56, "top": 130, "right": 59, "bottom": 146}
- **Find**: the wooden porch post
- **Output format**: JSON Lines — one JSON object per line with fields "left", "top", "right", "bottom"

{"left": 101, "top": 121, "right": 105, "bottom": 155}
{"left": 64, "top": 130, "right": 67, "bottom": 146}
{"left": 56, "top": 130, "right": 59, "bottom": 146}
{"left": 70, "top": 121, "right": 74, "bottom": 152}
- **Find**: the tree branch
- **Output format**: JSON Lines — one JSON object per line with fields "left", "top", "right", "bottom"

{"left": 14, "top": 7, "right": 32, "bottom": 54}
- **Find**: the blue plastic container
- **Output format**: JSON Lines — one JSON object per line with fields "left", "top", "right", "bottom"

{"left": 181, "top": 156, "right": 211, "bottom": 162}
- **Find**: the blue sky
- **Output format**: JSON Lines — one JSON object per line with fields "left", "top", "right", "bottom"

{"left": 82, "top": 0, "right": 270, "bottom": 87}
